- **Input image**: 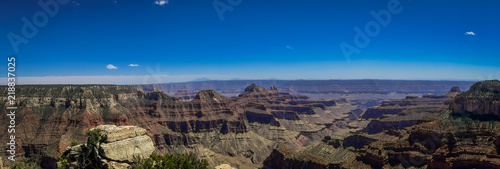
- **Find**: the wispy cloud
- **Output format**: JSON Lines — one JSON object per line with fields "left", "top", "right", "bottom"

{"left": 106, "top": 64, "right": 118, "bottom": 69}
{"left": 129, "top": 64, "right": 140, "bottom": 67}
{"left": 465, "top": 31, "right": 476, "bottom": 36}
{"left": 154, "top": 0, "right": 168, "bottom": 6}
{"left": 286, "top": 45, "right": 294, "bottom": 50}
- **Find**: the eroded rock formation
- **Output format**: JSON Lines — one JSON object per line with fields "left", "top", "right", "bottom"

{"left": 262, "top": 144, "right": 341, "bottom": 169}
{"left": 263, "top": 82, "right": 500, "bottom": 168}
{"left": 60, "top": 125, "right": 154, "bottom": 169}
{"left": 1, "top": 81, "right": 486, "bottom": 168}
{"left": 450, "top": 80, "right": 500, "bottom": 118}
{"left": 0, "top": 83, "right": 355, "bottom": 168}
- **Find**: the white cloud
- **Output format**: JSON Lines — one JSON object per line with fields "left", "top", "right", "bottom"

{"left": 106, "top": 64, "right": 118, "bottom": 69}
{"left": 465, "top": 31, "right": 476, "bottom": 36}
{"left": 154, "top": 0, "right": 168, "bottom": 6}
{"left": 286, "top": 45, "right": 293, "bottom": 50}
{"left": 129, "top": 64, "right": 140, "bottom": 67}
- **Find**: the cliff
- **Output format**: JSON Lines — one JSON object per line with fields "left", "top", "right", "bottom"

{"left": 0, "top": 84, "right": 354, "bottom": 168}
{"left": 450, "top": 80, "right": 500, "bottom": 118}
{"left": 262, "top": 144, "right": 340, "bottom": 169}
{"left": 1, "top": 81, "right": 485, "bottom": 168}
{"left": 262, "top": 82, "right": 500, "bottom": 168}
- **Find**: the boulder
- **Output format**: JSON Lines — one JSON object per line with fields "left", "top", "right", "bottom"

{"left": 61, "top": 125, "right": 155, "bottom": 168}
{"left": 99, "top": 135, "right": 154, "bottom": 162}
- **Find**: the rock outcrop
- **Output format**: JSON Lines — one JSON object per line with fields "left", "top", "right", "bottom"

{"left": 449, "top": 86, "right": 461, "bottom": 93}
{"left": 450, "top": 80, "right": 500, "bottom": 118}
{"left": 96, "top": 125, "right": 154, "bottom": 163}
{"left": 60, "top": 125, "right": 155, "bottom": 169}
{"left": 242, "top": 83, "right": 268, "bottom": 95}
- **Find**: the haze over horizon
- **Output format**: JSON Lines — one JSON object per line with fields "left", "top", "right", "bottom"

{"left": 1, "top": 0, "right": 499, "bottom": 84}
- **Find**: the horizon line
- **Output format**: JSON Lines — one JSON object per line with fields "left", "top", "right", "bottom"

{"left": 0, "top": 75, "right": 487, "bottom": 86}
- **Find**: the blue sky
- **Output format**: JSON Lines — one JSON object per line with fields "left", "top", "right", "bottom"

{"left": 0, "top": 0, "right": 499, "bottom": 84}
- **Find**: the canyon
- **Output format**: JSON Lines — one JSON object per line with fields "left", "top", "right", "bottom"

{"left": 262, "top": 80, "right": 500, "bottom": 168}
{"left": 2, "top": 79, "right": 496, "bottom": 169}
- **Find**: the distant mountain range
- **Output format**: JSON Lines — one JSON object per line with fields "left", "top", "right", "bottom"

{"left": 141, "top": 79, "right": 475, "bottom": 96}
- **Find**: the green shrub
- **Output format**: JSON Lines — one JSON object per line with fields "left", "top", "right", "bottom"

{"left": 133, "top": 152, "right": 209, "bottom": 169}
{"left": 10, "top": 159, "right": 42, "bottom": 169}
{"left": 71, "top": 139, "right": 78, "bottom": 146}
{"left": 86, "top": 128, "right": 102, "bottom": 148}
{"left": 57, "top": 156, "right": 70, "bottom": 169}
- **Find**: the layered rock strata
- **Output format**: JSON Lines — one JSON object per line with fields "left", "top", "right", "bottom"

{"left": 450, "top": 80, "right": 500, "bottom": 118}
{"left": 263, "top": 83, "right": 500, "bottom": 168}
{"left": 61, "top": 125, "right": 154, "bottom": 169}
{"left": 0, "top": 84, "right": 353, "bottom": 168}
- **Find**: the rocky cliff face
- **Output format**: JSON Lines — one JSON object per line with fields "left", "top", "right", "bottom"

{"left": 450, "top": 80, "right": 500, "bottom": 118}
{"left": 263, "top": 82, "right": 500, "bottom": 168}
{"left": 0, "top": 84, "right": 355, "bottom": 168}
{"left": 262, "top": 144, "right": 341, "bottom": 169}
{"left": 1, "top": 81, "right": 484, "bottom": 168}
{"left": 60, "top": 125, "right": 155, "bottom": 169}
